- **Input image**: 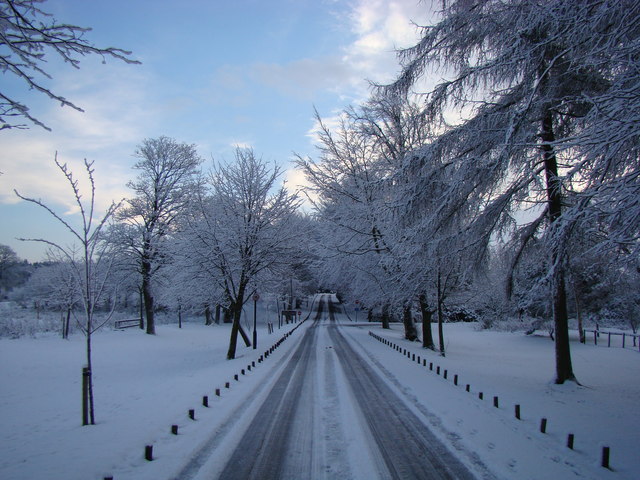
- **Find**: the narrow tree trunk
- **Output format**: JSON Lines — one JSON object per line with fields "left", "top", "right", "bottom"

{"left": 419, "top": 293, "right": 435, "bottom": 350}
{"left": 437, "top": 271, "right": 445, "bottom": 357}
{"left": 138, "top": 288, "right": 144, "bottom": 330}
{"left": 572, "top": 281, "right": 585, "bottom": 343}
{"left": 141, "top": 260, "right": 155, "bottom": 335}
{"left": 215, "top": 304, "right": 221, "bottom": 324}
{"left": 86, "top": 331, "right": 95, "bottom": 425}
{"left": 65, "top": 308, "right": 71, "bottom": 339}
{"left": 381, "top": 304, "right": 390, "bottom": 329}
{"left": 204, "top": 304, "right": 212, "bottom": 325}
{"left": 402, "top": 305, "right": 418, "bottom": 341}
{"left": 178, "top": 303, "right": 182, "bottom": 329}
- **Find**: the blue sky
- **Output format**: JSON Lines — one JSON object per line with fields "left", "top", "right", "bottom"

{"left": 0, "top": 0, "right": 432, "bottom": 261}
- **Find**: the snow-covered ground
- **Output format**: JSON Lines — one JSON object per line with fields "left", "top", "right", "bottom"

{"left": 1, "top": 300, "right": 638, "bottom": 480}
{"left": 342, "top": 321, "right": 638, "bottom": 480}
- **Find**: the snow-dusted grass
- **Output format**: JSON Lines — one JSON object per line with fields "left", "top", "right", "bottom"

{"left": 345, "top": 320, "right": 639, "bottom": 480}
{"left": 1, "top": 302, "right": 638, "bottom": 480}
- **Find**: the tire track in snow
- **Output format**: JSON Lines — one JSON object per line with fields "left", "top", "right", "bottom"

{"left": 217, "top": 319, "right": 319, "bottom": 479}
{"left": 327, "top": 313, "right": 477, "bottom": 479}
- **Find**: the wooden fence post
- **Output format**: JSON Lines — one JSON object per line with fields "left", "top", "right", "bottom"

{"left": 601, "top": 446, "right": 610, "bottom": 469}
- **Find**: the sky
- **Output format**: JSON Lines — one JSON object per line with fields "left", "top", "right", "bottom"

{"left": 0, "top": 0, "right": 434, "bottom": 262}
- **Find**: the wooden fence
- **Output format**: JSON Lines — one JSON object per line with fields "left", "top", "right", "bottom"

{"left": 582, "top": 329, "right": 640, "bottom": 351}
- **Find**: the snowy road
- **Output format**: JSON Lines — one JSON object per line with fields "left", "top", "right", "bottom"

{"left": 182, "top": 294, "right": 477, "bottom": 480}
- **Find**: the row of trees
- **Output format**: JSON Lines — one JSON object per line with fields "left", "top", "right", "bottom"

{"left": 12, "top": 139, "right": 305, "bottom": 424}
{"left": 299, "top": 0, "right": 640, "bottom": 385}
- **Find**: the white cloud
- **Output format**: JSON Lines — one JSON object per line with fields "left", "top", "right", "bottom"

{"left": 230, "top": 141, "right": 253, "bottom": 150}
{"left": 0, "top": 61, "right": 158, "bottom": 216}
{"left": 284, "top": 164, "right": 318, "bottom": 211}
{"left": 250, "top": 0, "right": 432, "bottom": 104}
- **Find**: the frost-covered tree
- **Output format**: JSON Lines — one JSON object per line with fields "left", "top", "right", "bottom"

{"left": 179, "top": 148, "right": 300, "bottom": 359}
{"left": 0, "top": 0, "right": 139, "bottom": 131}
{"left": 0, "top": 243, "right": 29, "bottom": 296}
{"left": 298, "top": 96, "right": 432, "bottom": 341}
{"left": 22, "top": 259, "right": 77, "bottom": 338}
{"left": 384, "top": 0, "right": 640, "bottom": 384}
{"left": 15, "top": 156, "right": 120, "bottom": 425}
{"left": 117, "top": 136, "right": 202, "bottom": 335}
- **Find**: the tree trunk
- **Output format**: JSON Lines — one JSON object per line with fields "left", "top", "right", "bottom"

{"left": 65, "top": 308, "right": 71, "bottom": 339}
{"left": 437, "top": 271, "right": 445, "bottom": 357}
{"left": 541, "top": 108, "right": 576, "bottom": 384}
{"left": 227, "top": 283, "right": 247, "bottom": 359}
{"left": 84, "top": 312, "right": 95, "bottom": 425}
{"left": 204, "top": 304, "right": 213, "bottom": 325}
{"left": 572, "top": 280, "right": 585, "bottom": 343}
{"left": 402, "top": 305, "right": 418, "bottom": 341}
{"left": 381, "top": 304, "right": 390, "bottom": 329}
{"left": 138, "top": 288, "right": 144, "bottom": 330}
{"left": 215, "top": 304, "right": 221, "bottom": 324}
{"left": 419, "top": 294, "right": 435, "bottom": 350}
{"left": 178, "top": 304, "right": 182, "bottom": 329}
{"left": 142, "top": 259, "right": 155, "bottom": 335}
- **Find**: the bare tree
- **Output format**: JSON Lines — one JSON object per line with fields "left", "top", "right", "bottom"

{"left": 15, "top": 155, "right": 120, "bottom": 425}
{"left": 117, "top": 136, "right": 202, "bottom": 335}
{"left": 179, "top": 148, "right": 300, "bottom": 359}
{"left": 0, "top": 0, "right": 139, "bottom": 131}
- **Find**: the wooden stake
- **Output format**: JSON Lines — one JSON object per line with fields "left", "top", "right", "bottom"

{"left": 515, "top": 404, "right": 521, "bottom": 419}
{"left": 540, "top": 418, "right": 547, "bottom": 433}
{"left": 567, "top": 433, "right": 574, "bottom": 449}
{"left": 601, "top": 446, "right": 610, "bottom": 469}
{"left": 145, "top": 445, "right": 153, "bottom": 461}
{"left": 189, "top": 409, "right": 195, "bottom": 420}
{"left": 171, "top": 424, "right": 178, "bottom": 435}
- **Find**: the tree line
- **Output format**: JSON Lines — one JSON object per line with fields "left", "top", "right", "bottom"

{"left": 299, "top": 0, "right": 640, "bottom": 385}
{"left": 3, "top": 0, "right": 639, "bottom": 426}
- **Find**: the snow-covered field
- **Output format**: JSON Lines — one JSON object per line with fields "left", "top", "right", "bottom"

{"left": 347, "top": 322, "right": 639, "bottom": 480}
{"left": 1, "top": 302, "right": 638, "bottom": 480}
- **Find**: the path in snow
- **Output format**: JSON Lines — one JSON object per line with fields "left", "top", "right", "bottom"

{"left": 185, "top": 294, "right": 476, "bottom": 479}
